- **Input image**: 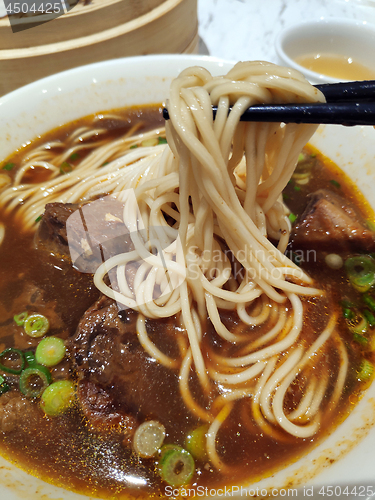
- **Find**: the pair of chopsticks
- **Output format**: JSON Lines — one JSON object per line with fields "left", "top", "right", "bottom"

{"left": 163, "top": 80, "right": 375, "bottom": 126}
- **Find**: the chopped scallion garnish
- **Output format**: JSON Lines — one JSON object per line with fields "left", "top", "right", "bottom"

{"left": 40, "top": 380, "right": 75, "bottom": 416}
{"left": 60, "top": 162, "right": 73, "bottom": 174}
{"left": 0, "top": 375, "right": 9, "bottom": 395}
{"left": 14, "top": 311, "right": 28, "bottom": 326}
{"left": 344, "top": 255, "right": 375, "bottom": 293}
{"left": 346, "top": 311, "right": 368, "bottom": 335}
{"left": 24, "top": 351, "right": 37, "bottom": 367}
{"left": 19, "top": 366, "right": 51, "bottom": 398}
{"left": 2, "top": 163, "right": 14, "bottom": 171}
{"left": 0, "top": 348, "right": 25, "bottom": 375}
{"left": 288, "top": 213, "right": 297, "bottom": 224}
{"left": 69, "top": 153, "right": 80, "bottom": 161}
{"left": 158, "top": 445, "right": 195, "bottom": 487}
{"left": 35, "top": 215, "right": 42, "bottom": 223}
{"left": 185, "top": 424, "right": 209, "bottom": 461}
{"left": 130, "top": 144, "right": 138, "bottom": 149}
{"left": 363, "top": 309, "right": 375, "bottom": 327}
{"left": 363, "top": 293, "right": 375, "bottom": 312}
{"left": 357, "top": 359, "right": 374, "bottom": 382}
{"left": 24, "top": 314, "right": 49, "bottom": 338}
{"left": 35, "top": 336, "right": 66, "bottom": 367}
{"left": 158, "top": 137, "right": 167, "bottom": 144}
{"left": 330, "top": 179, "right": 341, "bottom": 188}
{"left": 352, "top": 332, "right": 368, "bottom": 346}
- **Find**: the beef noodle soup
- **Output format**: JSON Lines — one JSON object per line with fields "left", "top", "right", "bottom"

{"left": 0, "top": 62, "right": 374, "bottom": 498}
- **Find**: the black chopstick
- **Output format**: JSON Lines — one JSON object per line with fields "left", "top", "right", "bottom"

{"left": 162, "top": 80, "right": 375, "bottom": 126}
{"left": 315, "top": 80, "right": 375, "bottom": 102}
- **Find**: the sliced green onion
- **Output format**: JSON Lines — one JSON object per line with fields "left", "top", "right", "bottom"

{"left": 60, "top": 162, "right": 72, "bottom": 175}
{"left": 0, "top": 375, "right": 9, "bottom": 395}
{"left": 292, "top": 171, "right": 310, "bottom": 180}
{"left": 185, "top": 424, "right": 209, "bottom": 461}
{"left": 2, "top": 163, "right": 14, "bottom": 171}
{"left": 293, "top": 185, "right": 301, "bottom": 192}
{"left": 159, "top": 445, "right": 195, "bottom": 487}
{"left": 363, "top": 293, "right": 375, "bottom": 313}
{"left": 19, "top": 366, "right": 51, "bottom": 398}
{"left": 133, "top": 420, "right": 166, "bottom": 458}
{"left": 13, "top": 311, "right": 28, "bottom": 326}
{"left": 69, "top": 153, "right": 80, "bottom": 161}
{"left": 297, "top": 153, "right": 304, "bottom": 162}
{"left": 40, "top": 380, "right": 75, "bottom": 416}
{"left": 35, "top": 215, "right": 42, "bottom": 223}
{"left": 357, "top": 359, "right": 374, "bottom": 382}
{"left": 363, "top": 309, "right": 375, "bottom": 327}
{"left": 288, "top": 213, "right": 297, "bottom": 224}
{"left": 0, "top": 348, "right": 25, "bottom": 375}
{"left": 24, "top": 314, "right": 49, "bottom": 338}
{"left": 141, "top": 138, "right": 158, "bottom": 147}
{"left": 366, "top": 220, "right": 375, "bottom": 232}
{"left": 158, "top": 137, "right": 167, "bottom": 144}
{"left": 330, "top": 179, "right": 341, "bottom": 188}
{"left": 344, "top": 255, "right": 375, "bottom": 293}
{"left": 346, "top": 312, "right": 368, "bottom": 335}
{"left": 24, "top": 351, "right": 37, "bottom": 366}
{"left": 129, "top": 144, "right": 138, "bottom": 149}
{"left": 343, "top": 307, "right": 355, "bottom": 320}
{"left": 35, "top": 337, "right": 66, "bottom": 367}
{"left": 102, "top": 161, "right": 110, "bottom": 165}
{"left": 352, "top": 332, "right": 369, "bottom": 346}
{"left": 282, "top": 193, "right": 290, "bottom": 201}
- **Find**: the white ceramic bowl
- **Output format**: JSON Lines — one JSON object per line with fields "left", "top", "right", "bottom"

{"left": 275, "top": 18, "right": 375, "bottom": 84}
{"left": 1, "top": 55, "right": 375, "bottom": 499}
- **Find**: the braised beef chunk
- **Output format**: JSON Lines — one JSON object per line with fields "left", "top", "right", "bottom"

{"left": 77, "top": 379, "right": 137, "bottom": 443}
{"left": 291, "top": 189, "right": 375, "bottom": 253}
{"left": 35, "top": 198, "right": 134, "bottom": 273}
{"left": 68, "top": 295, "right": 183, "bottom": 438}
{"left": 34, "top": 203, "right": 77, "bottom": 256}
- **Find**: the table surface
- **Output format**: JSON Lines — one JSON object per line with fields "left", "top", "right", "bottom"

{"left": 197, "top": 0, "right": 375, "bottom": 64}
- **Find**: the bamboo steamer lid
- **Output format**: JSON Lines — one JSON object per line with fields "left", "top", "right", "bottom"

{"left": 0, "top": 0, "right": 198, "bottom": 96}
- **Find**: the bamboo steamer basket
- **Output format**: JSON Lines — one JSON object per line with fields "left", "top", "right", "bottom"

{"left": 0, "top": 0, "right": 198, "bottom": 96}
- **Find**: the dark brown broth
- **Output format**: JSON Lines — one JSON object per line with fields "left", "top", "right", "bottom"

{"left": 0, "top": 108, "right": 373, "bottom": 499}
